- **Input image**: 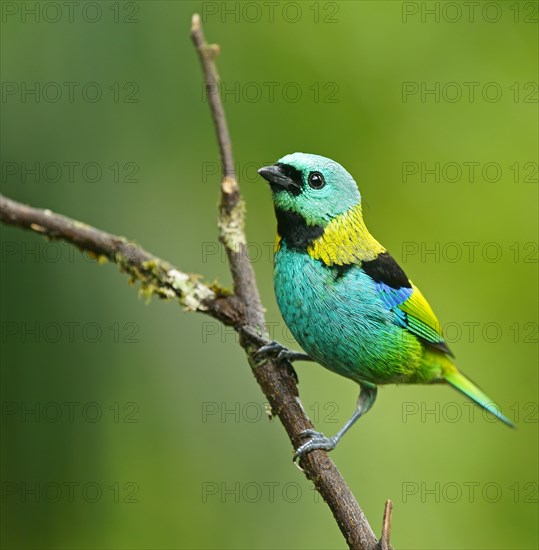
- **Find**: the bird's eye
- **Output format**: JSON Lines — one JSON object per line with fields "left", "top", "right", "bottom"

{"left": 308, "top": 171, "right": 325, "bottom": 189}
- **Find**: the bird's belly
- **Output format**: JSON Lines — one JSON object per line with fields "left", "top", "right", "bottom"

{"left": 274, "top": 247, "right": 420, "bottom": 385}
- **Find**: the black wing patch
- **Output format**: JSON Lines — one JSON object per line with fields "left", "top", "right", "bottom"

{"left": 362, "top": 252, "right": 411, "bottom": 289}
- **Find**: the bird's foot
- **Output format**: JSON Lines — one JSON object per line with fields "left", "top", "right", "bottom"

{"left": 253, "top": 341, "right": 301, "bottom": 383}
{"left": 293, "top": 429, "right": 338, "bottom": 462}
{"left": 255, "top": 340, "right": 311, "bottom": 363}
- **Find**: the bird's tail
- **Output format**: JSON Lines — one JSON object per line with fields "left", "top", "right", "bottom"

{"left": 444, "top": 369, "right": 514, "bottom": 428}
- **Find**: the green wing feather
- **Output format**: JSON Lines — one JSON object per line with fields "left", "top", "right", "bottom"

{"left": 398, "top": 284, "right": 453, "bottom": 356}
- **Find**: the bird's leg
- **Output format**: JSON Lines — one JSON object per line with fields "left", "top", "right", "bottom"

{"left": 293, "top": 385, "right": 378, "bottom": 462}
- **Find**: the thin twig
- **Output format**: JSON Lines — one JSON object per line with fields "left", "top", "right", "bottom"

{"left": 190, "top": 14, "right": 235, "bottom": 181}
{"left": 379, "top": 500, "right": 394, "bottom": 550}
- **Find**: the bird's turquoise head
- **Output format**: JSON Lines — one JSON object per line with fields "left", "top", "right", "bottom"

{"left": 258, "top": 153, "right": 361, "bottom": 227}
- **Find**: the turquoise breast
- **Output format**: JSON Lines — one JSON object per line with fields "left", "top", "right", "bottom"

{"left": 273, "top": 243, "right": 421, "bottom": 385}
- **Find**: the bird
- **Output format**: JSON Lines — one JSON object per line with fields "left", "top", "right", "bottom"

{"left": 257, "top": 152, "right": 513, "bottom": 461}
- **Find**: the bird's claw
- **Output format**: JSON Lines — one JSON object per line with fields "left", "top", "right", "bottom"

{"left": 298, "top": 429, "right": 322, "bottom": 439}
{"left": 255, "top": 341, "right": 282, "bottom": 358}
{"left": 255, "top": 341, "right": 291, "bottom": 361}
{"left": 255, "top": 341, "right": 310, "bottom": 364}
{"left": 253, "top": 341, "right": 299, "bottom": 383}
{"left": 293, "top": 429, "right": 338, "bottom": 462}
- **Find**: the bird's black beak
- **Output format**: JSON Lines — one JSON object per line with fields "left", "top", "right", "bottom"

{"left": 258, "top": 165, "right": 300, "bottom": 193}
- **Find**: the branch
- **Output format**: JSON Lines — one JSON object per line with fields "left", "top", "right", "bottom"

{"left": 0, "top": 194, "right": 238, "bottom": 325}
{"left": 191, "top": 14, "right": 264, "bottom": 326}
{"left": 0, "top": 17, "right": 394, "bottom": 550}
{"left": 191, "top": 14, "right": 386, "bottom": 549}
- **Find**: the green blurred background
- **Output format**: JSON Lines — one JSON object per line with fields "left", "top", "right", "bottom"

{"left": 1, "top": 1, "right": 537, "bottom": 548}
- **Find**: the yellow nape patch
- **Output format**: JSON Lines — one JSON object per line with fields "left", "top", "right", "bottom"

{"left": 307, "top": 204, "right": 385, "bottom": 265}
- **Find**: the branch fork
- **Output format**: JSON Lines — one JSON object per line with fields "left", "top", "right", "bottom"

{"left": 0, "top": 15, "right": 394, "bottom": 550}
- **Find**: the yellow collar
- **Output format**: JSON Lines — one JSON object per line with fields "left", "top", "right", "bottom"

{"left": 306, "top": 204, "right": 385, "bottom": 266}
